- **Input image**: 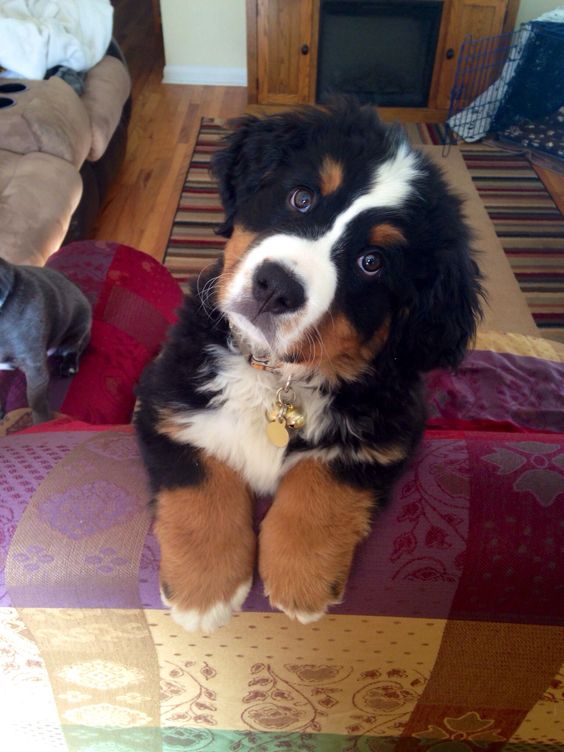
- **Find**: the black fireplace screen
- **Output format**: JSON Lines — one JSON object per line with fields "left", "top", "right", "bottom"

{"left": 317, "top": 0, "right": 444, "bottom": 107}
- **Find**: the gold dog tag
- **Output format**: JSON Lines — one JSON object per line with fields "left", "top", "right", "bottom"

{"left": 265, "top": 381, "right": 305, "bottom": 447}
{"left": 266, "top": 418, "right": 290, "bottom": 448}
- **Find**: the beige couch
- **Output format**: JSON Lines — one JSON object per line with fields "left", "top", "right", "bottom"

{"left": 0, "top": 52, "right": 131, "bottom": 266}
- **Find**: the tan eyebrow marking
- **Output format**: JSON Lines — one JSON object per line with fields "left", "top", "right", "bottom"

{"left": 369, "top": 223, "right": 406, "bottom": 247}
{"left": 319, "top": 156, "right": 344, "bottom": 196}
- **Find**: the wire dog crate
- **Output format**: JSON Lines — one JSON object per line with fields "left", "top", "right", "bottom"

{"left": 444, "top": 19, "right": 564, "bottom": 161}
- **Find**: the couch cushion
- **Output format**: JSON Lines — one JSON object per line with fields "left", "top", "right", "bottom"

{"left": 426, "top": 330, "right": 564, "bottom": 433}
{"left": 0, "top": 76, "right": 91, "bottom": 167}
{"left": 81, "top": 55, "right": 131, "bottom": 162}
{"left": 0, "top": 241, "right": 184, "bottom": 427}
{"left": 0, "top": 149, "right": 82, "bottom": 265}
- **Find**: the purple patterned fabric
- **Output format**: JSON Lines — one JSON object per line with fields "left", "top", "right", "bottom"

{"left": 3, "top": 430, "right": 152, "bottom": 609}
{"left": 452, "top": 437, "right": 564, "bottom": 624}
{"left": 139, "top": 527, "right": 161, "bottom": 609}
{"left": 426, "top": 349, "right": 564, "bottom": 432}
{"left": 37, "top": 480, "right": 140, "bottom": 540}
{"left": 2, "top": 430, "right": 562, "bottom": 626}
{"left": 0, "top": 433, "right": 91, "bottom": 605}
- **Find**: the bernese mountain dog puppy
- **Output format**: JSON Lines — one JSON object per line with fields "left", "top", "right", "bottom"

{"left": 135, "top": 101, "right": 482, "bottom": 633}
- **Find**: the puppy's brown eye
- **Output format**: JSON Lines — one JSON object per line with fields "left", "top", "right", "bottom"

{"left": 357, "top": 251, "right": 383, "bottom": 276}
{"left": 289, "top": 187, "right": 315, "bottom": 213}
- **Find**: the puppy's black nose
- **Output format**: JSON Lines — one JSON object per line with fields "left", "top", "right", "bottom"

{"left": 252, "top": 261, "right": 305, "bottom": 315}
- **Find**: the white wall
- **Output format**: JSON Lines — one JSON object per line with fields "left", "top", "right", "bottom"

{"left": 516, "top": 0, "right": 563, "bottom": 26}
{"left": 160, "top": 0, "right": 247, "bottom": 85}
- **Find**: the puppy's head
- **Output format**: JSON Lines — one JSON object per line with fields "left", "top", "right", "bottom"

{"left": 212, "top": 101, "right": 482, "bottom": 380}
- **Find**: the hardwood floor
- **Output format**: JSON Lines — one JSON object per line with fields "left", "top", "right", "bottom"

{"left": 95, "top": 0, "right": 564, "bottom": 264}
{"left": 95, "top": 1, "right": 247, "bottom": 260}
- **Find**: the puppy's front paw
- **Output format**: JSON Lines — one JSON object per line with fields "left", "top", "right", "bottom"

{"left": 259, "top": 520, "right": 349, "bottom": 625}
{"left": 162, "top": 579, "right": 252, "bottom": 634}
{"left": 258, "top": 459, "right": 373, "bottom": 624}
{"left": 153, "top": 459, "right": 256, "bottom": 633}
{"left": 157, "top": 486, "right": 256, "bottom": 633}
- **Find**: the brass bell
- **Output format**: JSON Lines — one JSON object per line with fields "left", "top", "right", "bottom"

{"left": 284, "top": 408, "right": 305, "bottom": 430}
{"left": 266, "top": 403, "right": 291, "bottom": 423}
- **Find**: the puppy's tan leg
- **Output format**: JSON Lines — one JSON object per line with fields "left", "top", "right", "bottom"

{"left": 156, "top": 453, "right": 256, "bottom": 633}
{"left": 259, "top": 458, "right": 374, "bottom": 623}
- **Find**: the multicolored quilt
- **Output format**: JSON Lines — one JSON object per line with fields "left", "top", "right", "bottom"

{"left": 1, "top": 328, "right": 563, "bottom": 751}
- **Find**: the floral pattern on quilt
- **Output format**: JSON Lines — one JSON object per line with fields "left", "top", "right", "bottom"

{"left": 413, "top": 710, "right": 507, "bottom": 748}
{"left": 482, "top": 441, "right": 564, "bottom": 507}
{"left": 160, "top": 658, "right": 219, "bottom": 728}
{"left": 0, "top": 437, "right": 76, "bottom": 605}
{"left": 390, "top": 439, "right": 469, "bottom": 584}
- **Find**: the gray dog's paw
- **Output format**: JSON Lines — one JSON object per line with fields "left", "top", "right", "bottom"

{"left": 58, "top": 352, "right": 80, "bottom": 378}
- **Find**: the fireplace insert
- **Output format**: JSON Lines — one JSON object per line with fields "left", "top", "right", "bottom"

{"left": 317, "top": 0, "right": 444, "bottom": 107}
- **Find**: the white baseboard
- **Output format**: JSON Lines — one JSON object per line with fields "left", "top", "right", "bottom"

{"left": 162, "top": 65, "right": 247, "bottom": 86}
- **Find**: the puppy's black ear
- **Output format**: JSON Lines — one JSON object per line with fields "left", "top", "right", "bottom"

{"left": 210, "top": 115, "right": 263, "bottom": 237}
{"left": 211, "top": 110, "right": 314, "bottom": 237}
{"left": 386, "top": 153, "right": 484, "bottom": 374}
{"left": 0, "top": 259, "right": 15, "bottom": 308}
{"left": 394, "top": 249, "right": 484, "bottom": 372}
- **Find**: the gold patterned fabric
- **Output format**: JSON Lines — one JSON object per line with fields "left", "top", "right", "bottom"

{"left": 1, "top": 608, "right": 563, "bottom": 750}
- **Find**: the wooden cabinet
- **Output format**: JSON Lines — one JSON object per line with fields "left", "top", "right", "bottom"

{"left": 251, "top": 0, "right": 319, "bottom": 105}
{"left": 247, "top": 0, "right": 518, "bottom": 118}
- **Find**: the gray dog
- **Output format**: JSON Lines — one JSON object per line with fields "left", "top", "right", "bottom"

{"left": 0, "top": 258, "right": 92, "bottom": 424}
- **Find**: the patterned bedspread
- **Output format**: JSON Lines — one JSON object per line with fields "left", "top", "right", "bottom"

{"left": 1, "top": 330, "right": 563, "bottom": 752}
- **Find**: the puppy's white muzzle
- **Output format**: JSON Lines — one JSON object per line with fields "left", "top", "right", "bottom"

{"left": 220, "top": 233, "right": 338, "bottom": 355}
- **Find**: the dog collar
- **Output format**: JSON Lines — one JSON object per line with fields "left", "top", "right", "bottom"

{"left": 247, "top": 353, "right": 283, "bottom": 373}
{"left": 228, "top": 324, "right": 283, "bottom": 374}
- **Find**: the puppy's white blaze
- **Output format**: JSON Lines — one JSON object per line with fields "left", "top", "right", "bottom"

{"left": 328, "top": 142, "right": 421, "bottom": 245}
{"left": 167, "top": 348, "right": 333, "bottom": 493}
{"left": 169, "top": 580, "right": 252, "bottom": 634}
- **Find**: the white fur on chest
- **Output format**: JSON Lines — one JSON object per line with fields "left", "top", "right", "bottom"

{"left": 169, "top": 347, "right": 333, "bottom": 494}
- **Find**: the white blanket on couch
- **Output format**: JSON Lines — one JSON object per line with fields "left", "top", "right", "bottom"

{"left": 0, "top": 0, "right": 113, "bottom": 79}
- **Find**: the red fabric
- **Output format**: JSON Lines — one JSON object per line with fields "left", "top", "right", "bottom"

{"left": 427, "top": 417, "right": 531, "bottom": 433}
{"left": 60, "top": 321, "right": 155, "bottom": 424}
{"left": 449, "top": 431, "right": 564, "bottom": 624}
{"left": 59, "top": 243, "right": 183, "bottom": 424}
{"left": 21, "top": 418, "right": 132, "bottom": 434}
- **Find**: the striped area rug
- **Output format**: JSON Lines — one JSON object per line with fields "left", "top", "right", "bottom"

{"left": 165, "top": 118, "right": 564, "bottom": 341}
